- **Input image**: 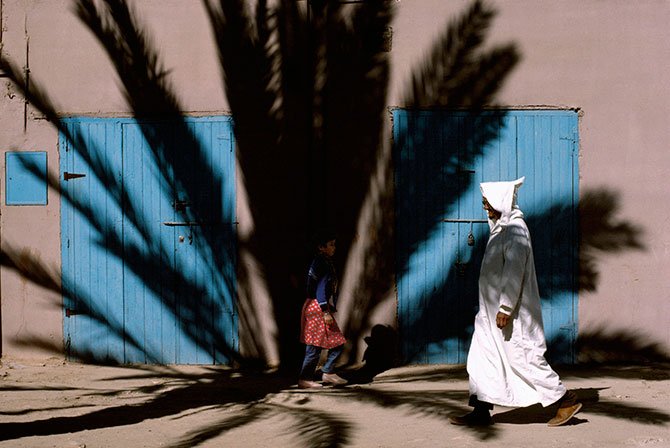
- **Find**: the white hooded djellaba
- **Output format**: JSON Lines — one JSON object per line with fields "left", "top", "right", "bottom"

{"left": 467, "top": 177, "right": 566, "bottom": 407}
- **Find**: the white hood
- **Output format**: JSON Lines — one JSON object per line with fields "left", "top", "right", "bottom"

{"left": 480, "top": 177, "right": 525, "bottom": 234}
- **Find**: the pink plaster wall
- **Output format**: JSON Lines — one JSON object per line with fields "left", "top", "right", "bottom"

{"left": 0, "top": 110, "right": 63, "bottom": 358}
{"left": 390, "top": 0, "right": 670, "bottom": 357}
{"left": 1, "top": 0, "right": 668, "bottom": 361}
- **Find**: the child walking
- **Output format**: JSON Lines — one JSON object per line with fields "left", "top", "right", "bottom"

{"left": 298, "top": 231, "right": 348, "bottom": 389}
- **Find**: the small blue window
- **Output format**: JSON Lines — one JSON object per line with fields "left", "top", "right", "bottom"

{"left": 5, "top": 151, "right": 48, "bottom": 205}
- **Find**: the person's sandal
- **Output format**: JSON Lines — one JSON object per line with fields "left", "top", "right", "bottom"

{"left": 547, "top": 403, "right": 583, "bottom": 426}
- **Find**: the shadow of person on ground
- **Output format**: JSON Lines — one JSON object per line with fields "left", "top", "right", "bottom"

{"left": 493, "top": 403, "right": 589, "bottom": 426}
{"left": 493, "top": 387, "right": 669, "bottom": 427}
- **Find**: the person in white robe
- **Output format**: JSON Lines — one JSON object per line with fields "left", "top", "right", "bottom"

{"left": 449, "top": 177, "right": 582, "bottom": 427}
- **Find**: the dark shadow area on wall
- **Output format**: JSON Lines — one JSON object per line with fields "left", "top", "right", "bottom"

{"left": 578, "top": 188, "right": 645, "bottom": 292}
{"left": 203, "top": 0, "right": 394, "bottom": 368}
{"left": 573, "top": 329, "right": 670, "bottom": 364}
{"left": 0, "top": 0, "right": 654, "bottom": 371}
{"left": 393, "top": 110, "right": 506, "bottom": 365}
{"left": 343, "top": 0, "right": 520, "bottom": 364}
{"left": 0, "top": 0, "right": 403, "bottom": 371}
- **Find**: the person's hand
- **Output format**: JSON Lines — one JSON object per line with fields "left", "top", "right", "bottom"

{"left": 323, "top": 312, "right": 334, "bottom": 326}
{"left": 496, "top": 312, "right": 510, "bottom": 329}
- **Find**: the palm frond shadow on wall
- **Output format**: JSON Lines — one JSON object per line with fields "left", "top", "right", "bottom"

{"left": 0, "top": 0, "right": 650, "bottom": 369}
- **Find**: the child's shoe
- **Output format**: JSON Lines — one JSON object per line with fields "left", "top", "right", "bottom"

{"left": 298, "top": 379, "right": 323, "bottom": 389}
{"left": 322, "top": 373, "right": 348, "bottom": 385}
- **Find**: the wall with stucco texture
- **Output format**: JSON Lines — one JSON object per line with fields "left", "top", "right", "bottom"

{"left": 0, "top": 105, "right": 63, "bottom": 358}
{"left": 1, "top": 0, "right": 668, "bottom": 361}
{"left": 389, "top": 0, "right": 670, "bottom": 357}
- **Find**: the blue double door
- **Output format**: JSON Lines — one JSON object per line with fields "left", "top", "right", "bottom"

{"left": 394, "top": 110, "right": 579, "bottom": 364}
{"left": 61, "top": 117, "right": 237, "bottom": 364}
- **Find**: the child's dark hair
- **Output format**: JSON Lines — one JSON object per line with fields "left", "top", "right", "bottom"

{"left": 312, "top": 227, "right": 337, "bottom": 248}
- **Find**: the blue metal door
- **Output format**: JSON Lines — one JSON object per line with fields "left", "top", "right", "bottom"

{"left": 61, "top": 117, "right": 237, "bottom": 364}
{"left": 394, "top": 110, "right": 578, "bottom": 364}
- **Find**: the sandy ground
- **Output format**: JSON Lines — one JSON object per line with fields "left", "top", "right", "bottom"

{"left": 1, "top": 358, "right": 669, "bottom": 448}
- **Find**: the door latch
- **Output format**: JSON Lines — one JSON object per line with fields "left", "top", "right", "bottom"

{"left": 63, "top": 172, "right": 86, "bottom": 181}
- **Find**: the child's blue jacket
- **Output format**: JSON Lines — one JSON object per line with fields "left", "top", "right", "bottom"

{"left": 306, "top": 254, "right": 338, "bottom": 312}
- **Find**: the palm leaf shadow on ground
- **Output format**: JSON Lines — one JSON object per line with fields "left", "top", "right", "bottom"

{"left": 2, "top": 363, "right": 668, "bottom": 446}
{"left": 0, "top": 368, "right": 292, "bottom": 442}
{"left": 172, "top": 402, "right": 355, "bottom": 448}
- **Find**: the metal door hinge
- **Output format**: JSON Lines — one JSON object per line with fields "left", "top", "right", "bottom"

{"left": 163, "top": 221, "right": 202, "bottom": 226}
{"left": 163, "top": 221, "right": 238, "bottom": 226}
